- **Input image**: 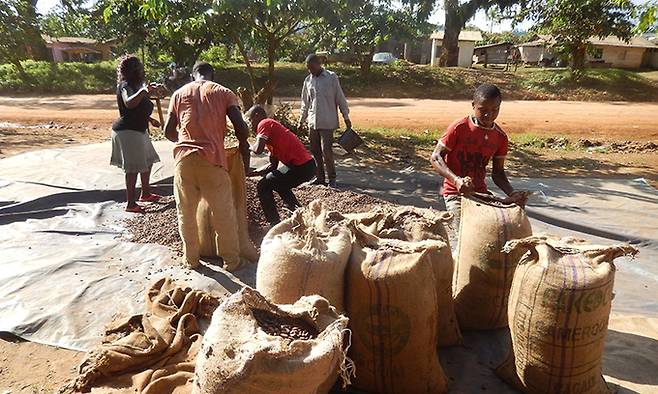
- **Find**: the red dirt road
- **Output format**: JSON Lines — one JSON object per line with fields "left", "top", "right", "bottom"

{"left": 0, "top": 95, "right": 656, "bottom": 141}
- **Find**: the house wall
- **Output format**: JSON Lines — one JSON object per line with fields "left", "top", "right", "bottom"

{"left": 590, "top": 46, "right": 646, "bottom": 69}
{"left": 474, "top": 45, "right": 510, "bottom": 64}
{"left": 518, "top": 46, "right": 542, "bottom": 63}
{"left": 651, "top": 51, "right": 658, "bottom": 69}
{"left": 458, "top": 41, "right": 475, "bottom": 67}
{"left": 48, "top": 44, "right": 66, "bottom": 62}
{"left": 430, "top": 39, "right": 475, "bottom": 67}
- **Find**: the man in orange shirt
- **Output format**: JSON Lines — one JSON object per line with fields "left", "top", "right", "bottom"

{"left": 164, "top": 62, "right": 250, "bottom": 270}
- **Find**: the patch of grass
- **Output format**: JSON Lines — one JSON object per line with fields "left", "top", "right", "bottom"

{"left": 1, "top": 60, "right": 656, "bottom": 101}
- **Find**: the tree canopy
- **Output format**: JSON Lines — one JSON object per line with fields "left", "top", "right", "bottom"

{"left": 520, "top": 0, "right": 635, "bottom": 77}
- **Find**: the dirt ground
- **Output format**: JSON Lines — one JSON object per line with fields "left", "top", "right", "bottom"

{"left": 0, "top": 95, "right": 657, "bottom": 392}
{"left": 1, "top": 95, "right": 657, "bottom": 157}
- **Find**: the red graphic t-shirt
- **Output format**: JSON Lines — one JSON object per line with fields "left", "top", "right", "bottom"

{"left": 257, "top": 119, "right": 313, "bottom": 166}
{"left": 440, "top": 116, "right": 509, "bottom": 196}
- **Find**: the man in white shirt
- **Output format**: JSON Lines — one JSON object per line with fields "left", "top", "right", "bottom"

{"left": 298, "top": 54, "right": 351, "bottom": 188}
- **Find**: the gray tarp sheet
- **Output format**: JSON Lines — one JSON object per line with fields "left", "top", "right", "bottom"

{"left": 1, "top": 142, "right": 656, "bottom": 392}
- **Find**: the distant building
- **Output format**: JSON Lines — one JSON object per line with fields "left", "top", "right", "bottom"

{"left": 587, "top": 36, "right": 657, "bottom": 69}
{"left": 517, "top": 35, "right": 658, "bottom": 69}
{"left": 473, "top": 42, "right": 514, "bottom": 65}
{"left": 429, "top": 31, "right": 483, "bottom": 68}
{"left": 517, "top": 36, "right": 555, "bottom": 65}
{"left": 43, "top": 36, "right": 118, "bottom": 63}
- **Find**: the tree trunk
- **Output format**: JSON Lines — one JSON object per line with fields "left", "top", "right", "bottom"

{"left": 441, "top": 0, "right": 462, "bottom": 67}
{"left": 570, "top": 44, "right": 587, "bottom": 80}
{"left": 359, "top": 50, "right": 374, "bottom": 78}
{"left": 12, "top": 59, "right": 28, "bottom": 80}
{"left": 266, "top": 36, "right": 277, "bottom": 105}
{"left": 235, "top": 37, "right": 257, "bottom": 96}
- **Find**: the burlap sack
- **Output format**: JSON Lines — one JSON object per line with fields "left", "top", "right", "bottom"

{"left": 453, "top": 194, "right": 532, "bottom": 329}
{"left": 349, "top": 206, "right": 462, "bottom": 346}
{"left": 194, "top": 287, "right": 350, "bottom": 394}
{"left": 197, "top": 147, "right": 258, "bottom": 263}
{"left": 496, "top": 236, "right": 638, "bottom": 394}
{"left": 346, "top": 226, "right": 449, "bottom": 393}
{"left": 256, "top": 200, "right": 352, "bottom": 311}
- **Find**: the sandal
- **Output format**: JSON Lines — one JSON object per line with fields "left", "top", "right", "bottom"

{"left": 139, "top": 193, "right": 163, "bottom": 203}
{"left": 125, "top": 204, "right": 145, "bottom": 214}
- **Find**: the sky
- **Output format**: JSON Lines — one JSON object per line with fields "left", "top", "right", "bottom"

{"left": 37, "top": 0, "right": 653, "bottom": 34}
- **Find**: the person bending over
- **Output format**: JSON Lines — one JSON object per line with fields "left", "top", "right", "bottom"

{"left": 247, "top": 105, "right": 316, "bottom": 226}
{"left": 164, "top": 62, "right": 250, "bottom": 270}
{"left": 430, "top": 83, "right": 527, "bottom": 245}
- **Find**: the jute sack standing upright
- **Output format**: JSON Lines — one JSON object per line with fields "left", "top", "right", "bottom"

{"left": 197, "top": 147, "right": 258, "bottom": 265}
{"left": 256, "top": 200, "right": 352, "bottom": 311}
{"left": 346, "top": 226, "right": 448, "bottom": 393}
{"left": 497, "top": 236, "right": 638, "bottom": 394}
{"left": 194, "top": 287, "right": 350, "bottom": 394}
{"left": 453, "top": 194, "right": 532, "bottom": 329}
{"left": 349, "top": 206, "right": 462, "bottom": 346}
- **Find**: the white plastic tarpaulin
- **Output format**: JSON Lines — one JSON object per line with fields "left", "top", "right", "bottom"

{"left": 0, "top": 142, "right": 656, "bottom": 392}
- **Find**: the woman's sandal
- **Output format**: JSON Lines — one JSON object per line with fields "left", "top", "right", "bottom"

{"left": 139, "top": 193, "right": 163, "bottom": 203}
{"left": 125, "top": 204, "right": 145, "bottom": 214}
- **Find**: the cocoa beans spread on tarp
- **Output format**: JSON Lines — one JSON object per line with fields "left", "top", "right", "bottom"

{"left": 348, "top": 206, "right": 462, "bottom": 347}
{"left": 256, "top": 200, "right": 352, "bottom": 311}
{"left": 196, "top": 146, "right": 258, "bottom": 264}
{"left": 346, "top": 226, "right": 449, "bottom": 394}
{"left": 194, "top": 287, "right": 350, "bottom": 394}
{"left": 453, "top": 194, "right": 533, "bottom": 329}
{"left": 496, "top": 236, "right": 638, "bottom": 394}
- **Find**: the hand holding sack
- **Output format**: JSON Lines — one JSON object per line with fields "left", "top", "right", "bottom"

{"left": 496, "top": 236, "right": 638, "bottom": 394}
{"left": 453, "top": 194, "right": 533, "bottom": 329}
{"left": 194, "top": 287, "right": 350, "bottom": 394}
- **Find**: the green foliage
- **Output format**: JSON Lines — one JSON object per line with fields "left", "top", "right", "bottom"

{"left": 0, "top": 60, "right": 117, "bottom": 93}
{"left": 520, "top": 0, "right": 635, "bottom": 77}
{"left": 0, "top": 0, "right": 48, "bottom": 72}
{"left": 441, "top": 0, "right": 521, "bottom": 66}
{"left": 320, "top": 0, "right": 434, "bottom": 75}
{"left": 636, "top": 1, "right": 657, "bottom": 33}
{"left": 479, "top": 31, "right": 533, "bottom": 45}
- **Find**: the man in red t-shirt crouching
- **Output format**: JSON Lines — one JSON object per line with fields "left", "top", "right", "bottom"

{"left": 430, "top": 84, "right": 528, "bottom": 246}
{"left": 247, "top": 105, "right": 317, "bottom": 225}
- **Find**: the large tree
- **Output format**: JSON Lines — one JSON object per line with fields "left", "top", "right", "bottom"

{"left": 521, "top": 0, "right": 635, "bottom": 77}
{"left": 440, "top": 0, "right": 518, "bottom": 66}
{"left": 217, "top": 0, "right": 330, "bottom": 102}
{"left": 0, "top": 0, "right": 48, "bottom": 77}
{"left": 321, "top": 0, "right": 434, "bottom": 76}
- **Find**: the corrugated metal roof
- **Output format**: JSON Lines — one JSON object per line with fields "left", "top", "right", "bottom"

{"left": 430, "top": 30, "right": 483, "bottom": 42}
{"left": 589, "top": 36, "right": 657, "bottom": 49}
{"left": 475, "top": 42, "right": 512, "bottom": 50}
{"left": 518, "top": 35, "right": 657, "bottom": 49}
{"left": 42, "top": 35, "right": 99, "bottom": 45}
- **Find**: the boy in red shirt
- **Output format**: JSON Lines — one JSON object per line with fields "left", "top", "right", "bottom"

{"left": 247, "top": 105, "right": 317, "bottom": 225}
{"left": 430, "top": 84, "right": 527, "bottom": 245}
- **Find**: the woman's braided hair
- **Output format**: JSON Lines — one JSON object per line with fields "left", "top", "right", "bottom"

{"left": 116, "top": 54, "right": 143, "bottom": 87}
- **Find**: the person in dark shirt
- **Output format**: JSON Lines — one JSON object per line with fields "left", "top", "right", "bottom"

{"left": 247, "top": 105, "right": 316, "bottom": 225}
{"left": 110, "top": 55, "right": 162, "bottom": 213}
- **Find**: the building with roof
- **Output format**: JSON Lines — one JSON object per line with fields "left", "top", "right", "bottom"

{"left": 473, "top": 42, "right": 515, "bottom": 65}
{"left": 429, "top": 30, "right": 483, "bottom": 68}
{"left": 587, "top": 36, "right": 657, "bottom": 69}
{"left": 517, "top": 35, "right": 658, "bottom": 69}
{"left": 43, "top": 36, "right": 118, "bottom": 63}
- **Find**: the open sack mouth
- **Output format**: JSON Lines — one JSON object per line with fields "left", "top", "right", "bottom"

{"left": 251, "top": 308, "right": 319, "bottom": 341}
